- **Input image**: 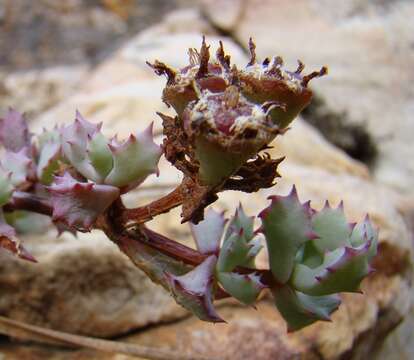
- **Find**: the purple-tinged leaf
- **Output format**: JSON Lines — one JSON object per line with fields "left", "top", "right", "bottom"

{"left": 259, "top": 186, "right": 314, "bottom": 283}
{"left": 190, "top": 208, "right": 226, "bottom": 255}
{"left": 165, "top": 255, "right": 224, "bottom": 322}
{"left": 104, "top": 123, "right": 162, "bottom": 189}
{"left": 350, "top": 215, "right": 378, "bottom": 260}
{"left": 291, "top": 238, "right": 375, "bottom": 296}
{"left": 1, "top": 149, "right": 33, "bottom": 187}
{"left": 75, "top": 110, "right": 101, "bottom": 136}
{"left": 0, "top": 210, "right": 36, "bottom": 262}
{"left": 37, "top": 142, "right": 61, "bottom": 185}
{"left": 61, "top": 112, "right": 102, "bottom": 182}
{"left": 48, "top": 173, "right": 119, "bottom": 231}
{"left": 272, "top": 285, "right": 341, "bottom": 332}
{"left": 217, "top": 271, "right": 266, "bottom": 305}
{"left": 0, "top": 108, "right": 31, "bottom": 152}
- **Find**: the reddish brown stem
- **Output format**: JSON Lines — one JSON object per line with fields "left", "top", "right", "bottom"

{"left": 141, "top": 226, "right": 207, "bottom": 266}
{"left": 3, "top": 190, "right": 274, "bottom": 299}
{"left": 121, "top": 184, "right": 184, "bottom": 227}
{"left": 140, "top": 226, "right": 274, "bottom": 287}
{"left": 4, "top": 191, "right": 53, "bottom": 216}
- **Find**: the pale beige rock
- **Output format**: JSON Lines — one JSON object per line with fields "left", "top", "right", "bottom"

{"left": 1, "top": 276, "right": 411, "bottom": 359}
{"left": 0, "top": 65, "right": 87, "bottom": 117}
{"left": 0, "top": 231, "right": 187, "bottom": 338}
{"left": 269, "top": 118, "right": 369, "bottom": 179}
{"left": 201, "top": 0, "right": 244, "bottom": 30}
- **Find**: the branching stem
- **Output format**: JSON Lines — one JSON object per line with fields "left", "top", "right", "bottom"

{"left": 4, "top": 190, "right": 275, "bottom": 290}
{"left": 4, "top": 191, "right": 53, "bottom": 216}
{"left": 121, "top": 184, "right": 185, "bottom": 228}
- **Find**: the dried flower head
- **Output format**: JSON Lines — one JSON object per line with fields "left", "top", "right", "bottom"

{"left": 150, "top": 37, "right": 327, "bottom": 187}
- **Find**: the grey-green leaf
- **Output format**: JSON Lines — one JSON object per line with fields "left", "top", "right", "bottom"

{"left": 190, "top": 208, "right": 225, "bottom": 255}
{"left": 312, "top": 202, "right": 352, "bottom": 252}
{"left": 165, "top": 255, "right": 224, "bottom": 322}
{"left": 260, "top": 186, "right": 314, "bottom": 283}
{"left": 217, "top": 271, "right": 265, "bottom": 305}
{"left": 272, "top": 285, "right": 341, "bottom": 332}
{"left": 104, "top": 124, "right": 161, "bottom": 189}
{"left": 88, "top": 132, "right": 113, "bottom": 180}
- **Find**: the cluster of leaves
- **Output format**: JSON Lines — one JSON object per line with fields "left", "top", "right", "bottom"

{"left": 0, "top": 38, "right": 378, "bottom": 332}
{"left": 0, "top": 109, "right": 161, "bottom": 258}
{"left": 168, "top": 188, "right": 377, "bottom": 331}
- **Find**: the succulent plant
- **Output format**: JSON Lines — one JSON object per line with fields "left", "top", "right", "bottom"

{"left": 0, "top": 38, "right": 378, "bottom": 337}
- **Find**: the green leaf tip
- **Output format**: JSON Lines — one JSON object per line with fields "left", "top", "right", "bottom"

{"left": 272, "top": 285, "right": 340, "bottom": 332}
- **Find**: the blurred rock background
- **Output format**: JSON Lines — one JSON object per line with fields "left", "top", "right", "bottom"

{"left": 0, "top": 0, "right": 413, "bottom": 359}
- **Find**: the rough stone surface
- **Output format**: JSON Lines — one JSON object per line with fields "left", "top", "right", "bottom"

{"left": 0, "top": 231, "right": 187, "bottom": 338}
{"left": 0, "top": 0, "right": 199, "bottom": 70}
{"left": 0, "top": 65, "right": 87, "bottom": 117}
{"left": 0, "top": 4, "right": 413, "bottom": 360}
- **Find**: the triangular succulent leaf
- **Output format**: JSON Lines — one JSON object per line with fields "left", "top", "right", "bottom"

{"left": 48, "top": 173, "right": 119, "bottom": 231}
{"left": 259, "top": 186, "right": 313, "bottom": 283}
{"left": 190, "top": 208, "right": 226, "bottom": 255}
{"left": 75, "top": 110, "right": 101, "bottom": 135}
{"left": 104, "top": 124, "right": 162, "bottom": 189}
{"left": 37, "top": 142, "right": 61, "bottom": 185}
{"left": 0, "top": 108, "right": 31, "bottom": 152}
{"left": 217, "top": 231, "right": 251, "bottom": 272}
{"left": 217, "top": 271, "right": 265, "bottom": 305}
{"left": 312, "top": 202, "right": 352, "bottom": 252}
{"left": 87, "top": 132, "right": 113, "bottom": 180}
{"left": 165, "top": 255, "right": 224, "bottom": 322}
{"left": 272, "top": 285, "right": 341, "bottom": 332}
{"left": 224, "top": 204, "right": 254, "bottom": 242}
{"left": 350, "top": 215, "right": 378, "bottom": 260}
{"left": 61, "top": 115, "right": 101, "bottom": 182}
{"left": 291, "top": 240, "right": 374, "bottom": 296}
